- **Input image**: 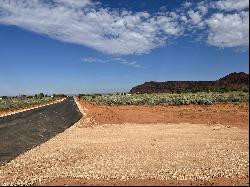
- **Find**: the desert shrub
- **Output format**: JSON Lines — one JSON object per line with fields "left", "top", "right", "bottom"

{"left": 0, "top": 96, "right": 57, "bottom": 111}
{"left": 79, "top": 91, "right": 248, "bottom": 106}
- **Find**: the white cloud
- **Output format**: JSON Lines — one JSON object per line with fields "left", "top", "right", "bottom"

{"left": 197, "top": 5, "right": 208, "bottom": 16}
{"left": 188, "top": 10, "right": 203, "bottom": 24}
{"left": 185, "top": 2, "right": 208, "bottom": 29}
{"left": 53, "top": 0, "right": 92, "bottom": 7}
{"left": 81, "top": 56, "right": 141, "bottom": 68}
{"left": 180, "top": 15, "right": 188, "bottom": 23}
{"left": 213, "top": 0, "right": 249, "bottom": 11}
{"left": 182, "top": 1, "right": 249, "bottom": 49}
{"left": 99, "top": 75, "right": 131, "bottom": 80}
{"left": 206, "top": 11, "right": 249, "bottom": 48}
{"left": 0, "top": 0, "right": 182, "bottom": 55}
{"left": 183, "top": 2, "right": 192, "bottom": 8}
{"left": 82, "top": 57, "right": 98, "bottom": 63}
{"left": 0, "top": 0, "right": 248, "bottom": 55}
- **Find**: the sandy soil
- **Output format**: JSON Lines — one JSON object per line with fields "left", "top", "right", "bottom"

{"left": 78, "top": 100, "right": 249, "bottom": 129}
{"left": 0, "top": 99, "right": 248, "bottom": 186}
{"left": 41, "top": 177, "right": 249, "bottom": 186}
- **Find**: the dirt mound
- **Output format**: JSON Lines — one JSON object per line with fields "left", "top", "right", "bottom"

{"left": 130, "top": 72, "right": 249, "bottom": 93}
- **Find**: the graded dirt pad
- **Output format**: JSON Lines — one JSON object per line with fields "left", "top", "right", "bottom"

{"left": 78, "top": 100, "right": 249, "bottom": 129}
{"left": 0, "top": 122, "right": 248, "bottom": 186}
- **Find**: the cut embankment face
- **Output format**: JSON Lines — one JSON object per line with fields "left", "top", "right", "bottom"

{"left": 0, "top": 97, "right": 82, "bottom": 165}
{"left": 78, "top": 100, "right": 249, "bottom": 129}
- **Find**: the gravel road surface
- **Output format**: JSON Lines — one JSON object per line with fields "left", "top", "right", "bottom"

{"left": 0, "top": 97, "right": 82, "bottom": 165}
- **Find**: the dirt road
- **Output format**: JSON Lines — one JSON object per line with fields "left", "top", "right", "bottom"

{"left": 0, "top": 97, "right": 82, "bottom": 165}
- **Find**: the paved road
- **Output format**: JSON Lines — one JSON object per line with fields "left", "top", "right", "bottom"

{"left": 0, "top": 97, "right": 82, "bottom": 165}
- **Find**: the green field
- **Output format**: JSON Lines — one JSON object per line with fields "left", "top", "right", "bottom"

{"left": 79, "top": 91, "right": 249, "bottom": 106}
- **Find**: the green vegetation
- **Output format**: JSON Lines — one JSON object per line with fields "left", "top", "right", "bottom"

{"left": 79, "top": 91, "right": 249, "bottom": 106}
{"left": 0, "top": 94, "right": 65, "bottom": 112}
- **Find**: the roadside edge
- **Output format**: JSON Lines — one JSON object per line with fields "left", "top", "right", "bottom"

{"left": 73, "top": 96, "right": 86, "bottom": 116}
{"left": 0, "top": 98, "right": 66, "bottom": 118}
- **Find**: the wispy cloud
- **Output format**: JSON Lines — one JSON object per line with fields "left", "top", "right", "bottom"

{"left": 0, "top": 0, "right": 248, "bottom": 55}
{"left": 206, "top": 11, "right": 249, "bottom": 48}
{"left": 0, "top": 0, "right": 181, "bottom": 55}
{"left": 212, "top": 0, "right": 249, "bottom": 11}
{"left": 99, "top": 75, "right": 131, "bottom": 80}
{"left": 181, "top": 0, "right": 249, "bottom": 48}
{"left": 81, "top": 56, "right": 141, "bottom": 68}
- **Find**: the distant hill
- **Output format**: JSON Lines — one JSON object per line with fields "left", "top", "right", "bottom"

{"left": 130, "top": 72, "right": 249, "bottom": 94}
{"left": 216, "top": 72, "right": 249, "bottom": 87}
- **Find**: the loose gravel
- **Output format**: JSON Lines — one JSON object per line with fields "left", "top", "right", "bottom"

{"left": 0, "top": 121, "right": 248, "bottom": 185}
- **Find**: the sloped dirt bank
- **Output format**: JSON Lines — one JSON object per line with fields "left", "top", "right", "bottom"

{"left": 78, "top": 99, "right": 248, "bottom": 129}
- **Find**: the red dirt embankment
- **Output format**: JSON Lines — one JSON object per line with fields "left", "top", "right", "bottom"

{"left": 79, "top": 100, "right": 249, "bottom": 129}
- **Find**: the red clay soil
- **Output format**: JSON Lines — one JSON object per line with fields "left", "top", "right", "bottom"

{"left": 79, "top": 100, "right": 249, "bottom": 129}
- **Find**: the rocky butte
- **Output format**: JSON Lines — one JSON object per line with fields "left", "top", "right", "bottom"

{"left": 130, "top": 72, "right": 249, "bottom": 94}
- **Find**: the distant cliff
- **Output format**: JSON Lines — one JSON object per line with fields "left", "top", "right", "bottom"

{"left": 130, "top": 72, "right": 249, "bottom": 94}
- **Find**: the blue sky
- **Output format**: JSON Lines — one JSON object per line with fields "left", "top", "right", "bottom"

{"left": 0, "top": 0, "right": 249, "bottom": 95}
